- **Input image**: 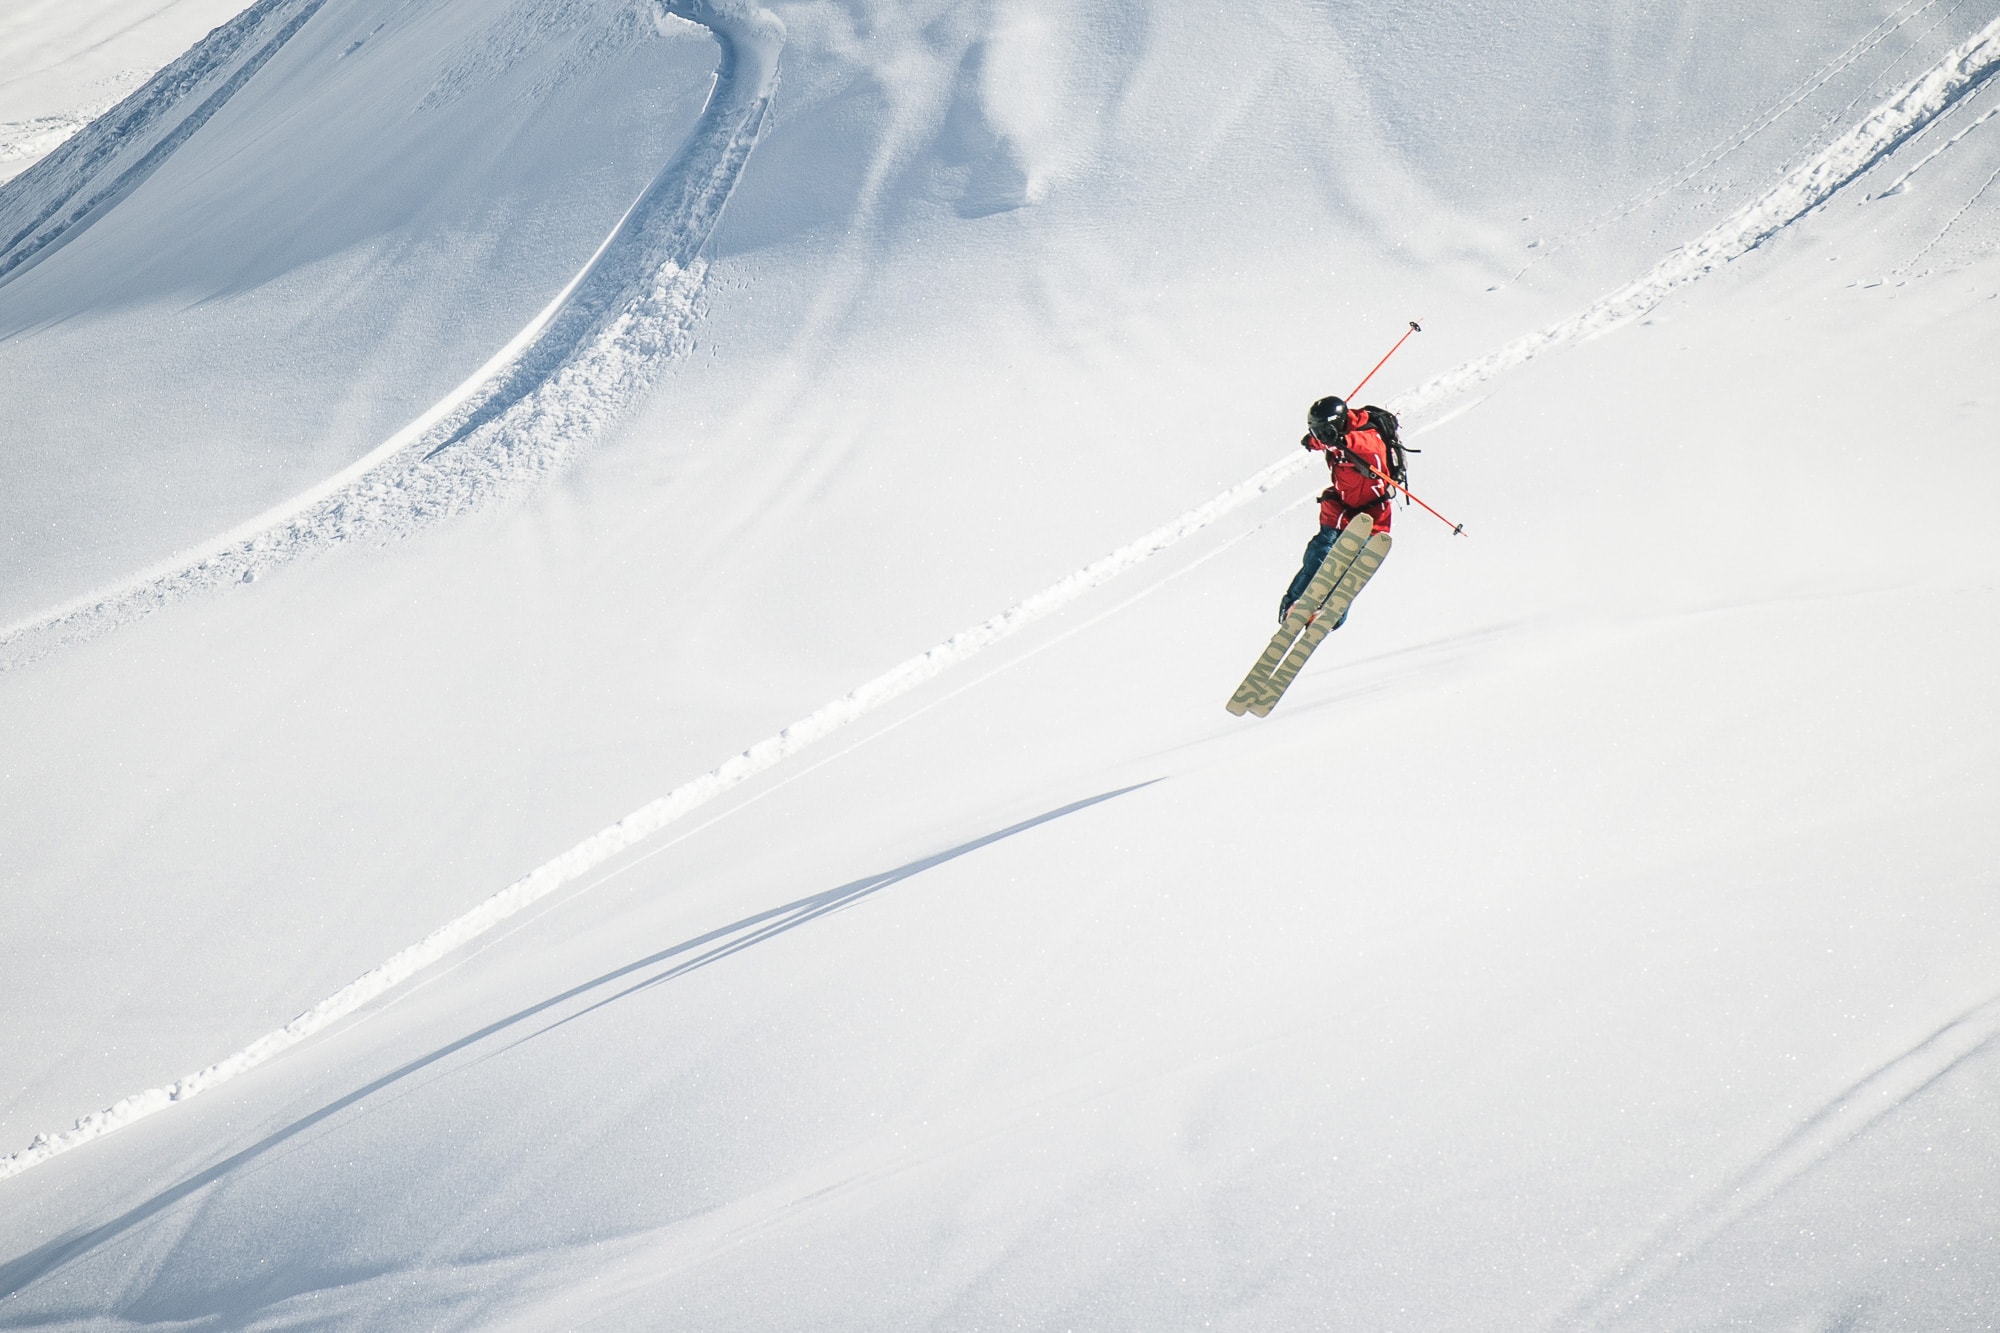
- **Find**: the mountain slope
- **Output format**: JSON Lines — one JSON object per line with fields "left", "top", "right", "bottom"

{"left": 1, "top": 0, "right": 1997, "bottom": 1328}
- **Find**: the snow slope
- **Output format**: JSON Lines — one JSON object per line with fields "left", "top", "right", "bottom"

{"left": 0, "top": 0, "right": 726, "bottom": 621}
{"left": 1, "top": 0, "right": 781, "bottom": 666}
{"left": 2, "top": 0, "right": 1999, "bottom": 1327}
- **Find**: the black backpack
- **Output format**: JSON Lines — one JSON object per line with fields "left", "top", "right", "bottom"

{"left": 1361, "top": 404, "right": 1413, "bottom": 496}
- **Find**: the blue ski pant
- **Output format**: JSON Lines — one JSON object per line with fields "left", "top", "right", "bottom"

{"left": 1282, "top": 525, "right": 1350, "bottom": 628}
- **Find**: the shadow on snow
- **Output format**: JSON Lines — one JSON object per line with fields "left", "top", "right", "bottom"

{"left": 0, "top": 780, "right": 1158, "bottom": 1308}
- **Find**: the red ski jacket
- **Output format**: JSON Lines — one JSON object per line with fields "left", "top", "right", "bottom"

{"left": 1306, "top": 408, "right": 1394, "bottom": 533}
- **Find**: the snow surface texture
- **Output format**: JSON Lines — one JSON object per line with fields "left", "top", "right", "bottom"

{"left": 0, "top": 101, "right": 133, "bottom": 175}
{"left": 3, "top": 0, "right": 2000, "bottom": 1327}
{"left": 7, "top": 12, "right": 1998, "bottom": 1188}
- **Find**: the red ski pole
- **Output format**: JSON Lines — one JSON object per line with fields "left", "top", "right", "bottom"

{"left": 1334, "top": 319, "right": 1465, "bottom": 535}
{"left": 1375, "top": 468, "right": 1466, "bottom": 536}
{"left": 1347, "top": 320, "right": 1422, "bottom": 401}
{"left": 1329, "top": 441, "right": 1466, "bottom": 536}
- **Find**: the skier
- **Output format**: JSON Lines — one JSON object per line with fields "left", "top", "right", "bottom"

{"left": 1279, "top": 395, "right": 1394, "bottom": 623}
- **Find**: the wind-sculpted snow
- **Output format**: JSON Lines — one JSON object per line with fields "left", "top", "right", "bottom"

{"left": 0, "top": 0, "right": 330, "bottom": 286}
{"left": 3, "top": 12, "right": 1994, "bottom": 1186}
{"left": 0, "top": 1, "right": 783, "bottom": 670}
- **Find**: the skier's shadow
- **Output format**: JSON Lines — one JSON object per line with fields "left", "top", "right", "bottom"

{"left": 0, "top": 780, "right": 1157, "bottom": 1300}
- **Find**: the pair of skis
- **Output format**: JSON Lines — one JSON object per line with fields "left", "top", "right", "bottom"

{"left": 1226, "top": 514, "right": 1392, "bottom": 717}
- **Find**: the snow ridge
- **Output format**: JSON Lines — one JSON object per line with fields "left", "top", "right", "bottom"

{"left": 2, "top": 12, "right": 1993, "bottom": 1189}
{"left": 0, "top": 0, "right": 330, "bottom": 285}
{"left": 0, "top": 1, "right": 784, "bottom": 670}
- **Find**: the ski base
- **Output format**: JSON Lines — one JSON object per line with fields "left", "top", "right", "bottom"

{"left": 1225, "top": 515, "right": 1373, "bottom": 716}
{"left": 1246, "top": 530, "right": 1391, "bottom": 716}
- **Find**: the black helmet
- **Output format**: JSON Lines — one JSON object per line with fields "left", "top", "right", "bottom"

{"left": 1307, "top": 396, "right": 1348, "bottom": 442}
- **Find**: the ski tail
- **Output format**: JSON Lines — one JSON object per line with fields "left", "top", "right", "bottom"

{"left": 1246, "top": 530, "right": 1392, "bottom": 716}
{"left": 1225, "top": 515, "right": 1373, "bottom": 715}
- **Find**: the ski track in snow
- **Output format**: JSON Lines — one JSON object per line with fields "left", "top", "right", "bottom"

{"left": 1557, "top": 990, "right": 2000, "bottom": 1330}
{"left": 1405, "top": 14, "right": 2000, "bottom": 415}
{"left": 1509, "top": 0, "right": 1953, "bottom": 279}
{"left": 3, "top": 15, "right": 1999, "bottom": 1188}
{"left": 0, "top": 0, "right": 332, "bottom": 286}
{"left": 0, "top": 105, "right": 117, "bottom": 169}
{"left": 0, "top": 0, "right": 784, "bottom": 668}
{"left": 1894, "top": 147, "right": 2000, "bottom": 276}
{"left": 1879, "top": 97, "right": 2000, "bottom": 198}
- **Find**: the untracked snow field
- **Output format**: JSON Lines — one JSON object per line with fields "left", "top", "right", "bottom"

{"left": 2, "top": 1, "right": 1999, "bottom": 1329}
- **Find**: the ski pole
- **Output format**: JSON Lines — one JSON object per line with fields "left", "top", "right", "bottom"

{"left": 1346, "top": 320, "right": 1422, "bottom": 401}
{"left": 1332, "top": 442, "right": 1468, "bottom": 537}
{"left": 1380, "top": 471, "right": 1466, "bottom": 536}
{"left": 1336, "top": 321, "right": 1464, "bottom": 535}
